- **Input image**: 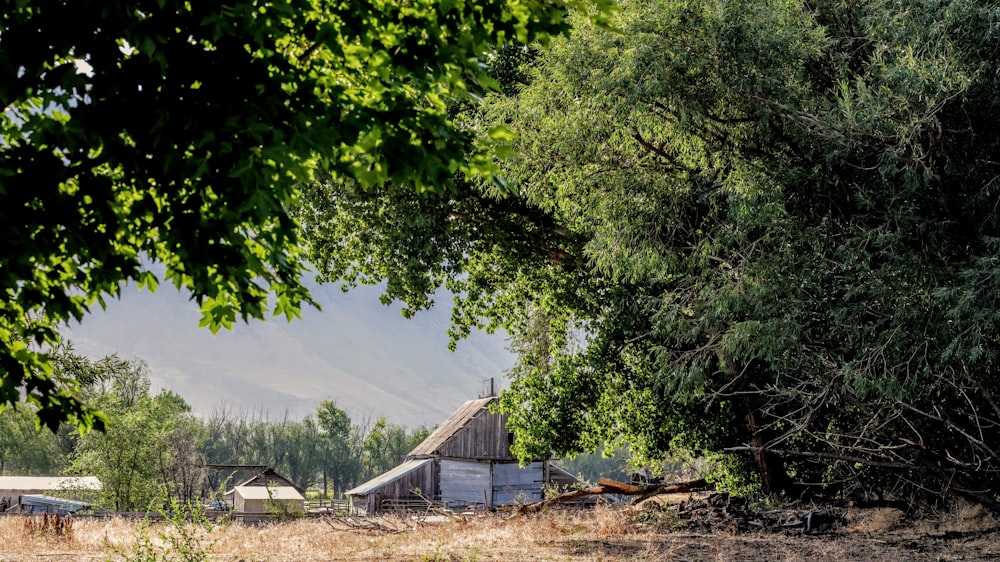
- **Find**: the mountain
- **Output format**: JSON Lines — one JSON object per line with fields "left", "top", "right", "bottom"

{"left": 62, "top": 281, "right": 515, "bottom": 428}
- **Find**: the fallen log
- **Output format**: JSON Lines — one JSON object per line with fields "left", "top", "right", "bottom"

{"left": 597, "top": 478, "right": 643, "bottom": 494}
{"left": 516, "top": 478, "right": 712, "bottom": 515}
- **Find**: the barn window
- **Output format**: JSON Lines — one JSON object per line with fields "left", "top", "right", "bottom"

{"left": 508, "top": 432, "right": 515, "bottom": 447}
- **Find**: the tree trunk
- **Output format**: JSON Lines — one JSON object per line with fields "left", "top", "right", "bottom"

{"left": 717, "top": 354, "right": 793, "bottom": 496}
{"left": 745, "top": 406, "right": 793, "bottom": 496}
{"left": 516, "top": 478, "right": 711, "bottom": 515}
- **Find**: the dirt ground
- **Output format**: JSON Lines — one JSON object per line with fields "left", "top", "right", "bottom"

{"left": 3, "top": 499, "right": 1000, "bottom": 561}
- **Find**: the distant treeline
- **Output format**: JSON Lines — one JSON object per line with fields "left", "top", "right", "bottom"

{"left": 0, "top": 347, "right": 429, "bottom": 511}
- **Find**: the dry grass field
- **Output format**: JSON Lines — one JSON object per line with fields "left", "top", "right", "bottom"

{"left": 2, "top": 503, "right": 1000, "bottom": 561}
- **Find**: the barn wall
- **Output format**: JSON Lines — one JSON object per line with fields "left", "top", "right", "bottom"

{"left": 440, "top": 459, "right": 490, "bottom": 508}
{"left": 436, "top": 410, "right": 516, "bottom": 461}
{"left": 235, "top": 497, "right": 304, "bottom": 514}
{"left": 492, "top": 461, "right": 544, "bottom": 506}
{"left": 242, "top": 498, "right": 266, "bottom": 513}
{"left": 349, "top": 494, "right": 371, "bottom": 516}
{"left": 439, "top": 460, "right": 546, "bottom": 508}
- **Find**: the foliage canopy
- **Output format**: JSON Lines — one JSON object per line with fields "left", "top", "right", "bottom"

{"left": 0, "top": 0, "right": 612, "bottom": 430}
{"left": 299, "top": 0, "right": 1000, "bottom": 508}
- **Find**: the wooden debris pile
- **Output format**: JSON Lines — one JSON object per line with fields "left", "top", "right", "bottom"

{"left": 323, "top": 515, "right": 409, "bottom": 534}
{"left": 516, "top": 477, "right": 712, "bottom": 515}
{"left": 671, "top": 492, "right": 846, "bottom": 535}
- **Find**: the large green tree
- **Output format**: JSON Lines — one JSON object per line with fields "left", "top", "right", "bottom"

{"left": 360, "top": 417, "right": 428, "bottom": 479}
{"left": 0, "top": 0, "right": 613, "bottom": 430}
{"left": 299, "top": 0, "right": 1000, "bottom": 510}
{"left": 316, "top": 399, "right": 361, "bottom": 497}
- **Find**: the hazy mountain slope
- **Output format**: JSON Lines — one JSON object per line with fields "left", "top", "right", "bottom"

{"left": 63, "top": 282, "right": 514, "bottom": 428}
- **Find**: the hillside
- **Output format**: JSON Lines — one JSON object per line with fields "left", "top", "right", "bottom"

{"left": 62, "top": 281, "right": 514, "bottom": 428}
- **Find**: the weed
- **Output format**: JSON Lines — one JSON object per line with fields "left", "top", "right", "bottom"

{"left": 23, "top": 512, "right": 74, "bottom": 539}
{"left": 105, "top": 492, "right": 219, "bottom": 562}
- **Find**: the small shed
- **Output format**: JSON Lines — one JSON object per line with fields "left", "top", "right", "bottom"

{"left": 347, "top": 396, "right": 575, "bottom": 515}
{"left": 231, "top": 485, "right": 305, "bottom": 514}
{"left": 224, "top": 468, "right": 305, "bottom": 515}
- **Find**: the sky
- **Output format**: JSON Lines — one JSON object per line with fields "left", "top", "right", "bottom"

{"left": 62, "top": 280, "right": 515, "bottom": 429}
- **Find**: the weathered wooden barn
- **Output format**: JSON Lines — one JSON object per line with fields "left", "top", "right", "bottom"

{"left": 346, "top": 397, "right": 576, "bottom": 515}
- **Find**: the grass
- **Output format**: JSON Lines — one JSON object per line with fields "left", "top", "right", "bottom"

{"left": 2, "top": 503, "right": 1000, "bottom": 561}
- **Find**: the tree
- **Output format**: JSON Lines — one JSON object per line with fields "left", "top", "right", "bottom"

{"left": 0, "top": 0, "right": 615, "bottom": 431}
{"left": 0, "top": 405, "right": 65, "bottom": 475}
{"left": 316, "top": 400, "right": 361, "bottom": 498}
{"left": 267, "top": 414, "right": 324, "bottom": 490}
{"left": 298, "top": 0, "right": 1000, "bottom": 510}
{"left": 360, "top": 417, "right": 423, "bottom": 479}
{"left": 155, "top": 412, "right": 208, "bottom": 504}
{"left": 68, "top": 352, "right": 195, "bottom": 510}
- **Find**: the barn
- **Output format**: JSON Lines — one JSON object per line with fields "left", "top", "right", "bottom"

{"left": 347, "top": 397, "right": 576, "bottom": 515}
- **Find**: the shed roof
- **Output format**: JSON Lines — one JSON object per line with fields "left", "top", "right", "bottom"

{"left": 548, "top": 464, "right": 579, "bottom": 487}
{"left": 20, "top": 494, "right": 93, "bottom": 511}
{"left": 233, "top": 485, "right": 305, "bottom": 501}
{"left": 407, "top": 397, "right": 495, "bottom": 457}
{"left": 0, "top": 476, "right": 101, "bottom": 491}
{"left": 226, "top": 468, "right": 304, "bottom": 495}
{"left": 345, "top": 458, "right": 433, "bottom": 497}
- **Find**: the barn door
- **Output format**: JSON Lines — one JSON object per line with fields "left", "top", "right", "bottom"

{"left": 492, "top": 462, "right": 544, "bottom": 506}
{"left": 439, "top": 459, "right": 490, "bottom": 509}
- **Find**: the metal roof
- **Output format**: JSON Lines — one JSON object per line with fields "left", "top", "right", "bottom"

{"left": 232, "top": 485, "right": 305, "bottom": 501}
{"left": 345, "top": 458, "right": 433, "bottom": 497}
{"left": 548, "top": 464, "right": 579, "bottom": 486}
{"left": 0, "top": 476, "right": 101, "bottom": 491}
{"left": 407, "top": 397, "right": 495, "bottom": 457}
{"left": 19, "top": 495, "right": 92, "bottom": 511}
{"left": 223, "top": 468, "right": 305, "bottom": 496}
{"left": 233, "top": 468, "right": 301, "bottom": 490}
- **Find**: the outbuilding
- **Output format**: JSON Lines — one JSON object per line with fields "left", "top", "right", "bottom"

{"left": 230, "top": 485, "right": 305, "bottom": 514}
{"left": 347, "top": 396, "right": 576, "bottom": 515}
{"left": 17, "top": 494, "right": 93, "bottom": 515}
{"left": 223, "top": 468, "right": 305, "bottom": 516}
{"left": 0, "top": 476, "right": 101, "bottom": 506}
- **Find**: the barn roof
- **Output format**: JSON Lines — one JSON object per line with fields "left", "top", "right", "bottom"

{"left": 232, "top": 485, "right": 304, "bottom": 501}
{"left": 0, "top": 476, "right": 101, "bottom": 491}
{"left": 407, "top": 397, "right": 495, "bottom": 458}
{"left": 345, "top": 458, "right": 433, "bottom": 497}
{"left": 227, "top": 468, "right": 304, "bottom": 495}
